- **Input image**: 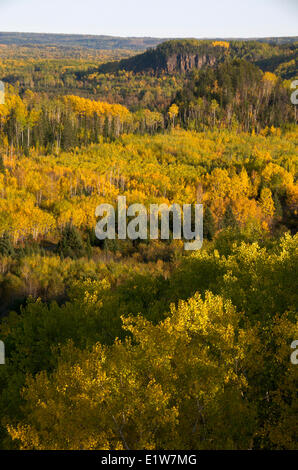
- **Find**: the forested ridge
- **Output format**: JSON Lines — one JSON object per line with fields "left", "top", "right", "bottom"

{"left": 0, "top": 37, "right": 297, "bottom": 450}
{"left": 0, "top": 32, "right": 166, "bottom": 50}
{"left": 99, "top": 39, "right": 298, "bottom": 78}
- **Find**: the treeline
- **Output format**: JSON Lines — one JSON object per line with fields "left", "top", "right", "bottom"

{"left": 0, "top": 91, "right": 165, "bottom": 153}
{"left": 0, "top": 65, "right": 296, "bottom": 154}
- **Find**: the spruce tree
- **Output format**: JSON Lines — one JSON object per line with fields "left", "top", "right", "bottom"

{"left": 222, "top": 204, "right": 238, "bottom": 230}
{"left": 57, "top": 223, "right": 84, "bottom": 258}
{"left": 273, "top": 192, "right": 283, "bottom": 220}
{"left": 203, "top": 207, "right": 215, "bottom": 240}
{"left": 0, "top": 155, "right": 5, "bottom": 174}
{"left": 86, "top": 234, "right": 92, "bottom": 260}
{"left": 0, "top": 232, "right": 15, "bottom": 257}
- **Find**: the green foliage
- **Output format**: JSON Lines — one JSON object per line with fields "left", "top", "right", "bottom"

{"left": 1, "top": 234, "right": 296, "bottom": 449}
{"left": 6, "top": 292, "right": 257, "bottom": 450}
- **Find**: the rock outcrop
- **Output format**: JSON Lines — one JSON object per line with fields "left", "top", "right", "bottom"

{"left": 165, "top": 54, "right": 217, "bottom": 73}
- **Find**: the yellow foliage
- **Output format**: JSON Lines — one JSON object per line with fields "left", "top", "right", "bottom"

{"left": 212, "top": 41, "right": 230, "bottom": 49}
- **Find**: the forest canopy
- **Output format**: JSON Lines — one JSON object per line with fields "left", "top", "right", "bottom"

{"left": 0, "top": 36, "right": 297, "bottom": 451}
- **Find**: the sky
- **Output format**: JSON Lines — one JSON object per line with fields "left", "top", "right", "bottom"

{"left": 0, "top": 0, "right": 297, "bottom": 38}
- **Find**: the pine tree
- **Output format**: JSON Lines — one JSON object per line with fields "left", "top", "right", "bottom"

{"left": 103, "top": 116, "right": 110, "bottom": 139}
{"left": 61, "top": 117, "right": 76, "bottom": 151}
{"left": 0, "top": 155, "right": 5, "bottom": 174}
{"left": 273, "top": 192, "right": 283, "bottom": 221}
{"left": 223, "top": 204, "right": 238, "bottom": 229}
{"left": 0, "top": 232, "right": 15, "bottom": 257}
{"left": 86, "top": 234, "right": 92, "bottom": 260}
{"left": 57, "top": 223, "right": 84, "bottom": 259}
{"left": 203, "top": 207, "right": 215, "bottom": 240}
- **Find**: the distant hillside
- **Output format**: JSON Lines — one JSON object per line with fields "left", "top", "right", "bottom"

{"left": 98, "top": 39, "right": 298, "bottom": 78}
{"left": 0, "top": 32, "right": 297, "bottom": 51}
{"left": 0, "top": 32, "right": 165, "bottom": 50}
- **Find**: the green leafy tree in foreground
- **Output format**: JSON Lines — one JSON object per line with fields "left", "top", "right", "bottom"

{"left": 7, "top": 292, "right": 257, "bottom": 450}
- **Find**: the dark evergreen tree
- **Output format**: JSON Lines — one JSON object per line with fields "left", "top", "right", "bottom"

{"left": 61, "top": 116, "right": 76, "bottom": 150}
{"left": 57, "top": 223, "right": 85, "bottom": 258}
{"left": 222, "top": 204, "right": 238, "bottom": 229}
{"left": 17, "top": 246, "right": 25, "bottom": 259}
{"left": 86, "top": 227, "right": 103, "bottom": 248}
{"left": 103, "top": 116, "right": 110, "bottom": 139}
{"left": 85, "top": 234, "right": 92, "bottom": 260}
{"left": 24, "top": 243, "right": 33, "bottom": 256}
{"left": 203, "top": 207, "right": 215, "bottom": 240}
{"left": 273, "top": 192, "right": 283, "bottom": 220}
{"left": 0, "top": 155, "right": 5, "bottom": 174}
{"left": 0, "top": 232, "right": 15, "bottom": 257}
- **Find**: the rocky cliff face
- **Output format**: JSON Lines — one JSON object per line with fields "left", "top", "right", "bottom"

{"left": 165, "top": 54, "right": 217, "bottom": 73}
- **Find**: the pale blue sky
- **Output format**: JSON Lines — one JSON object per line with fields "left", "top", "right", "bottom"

{"left": 0, "top": 0, "right": 297, "bottom": 38}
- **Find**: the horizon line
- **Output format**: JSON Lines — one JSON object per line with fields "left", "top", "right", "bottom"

{"left": 0, "top": 31, "right": 297, "bottom": 40}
